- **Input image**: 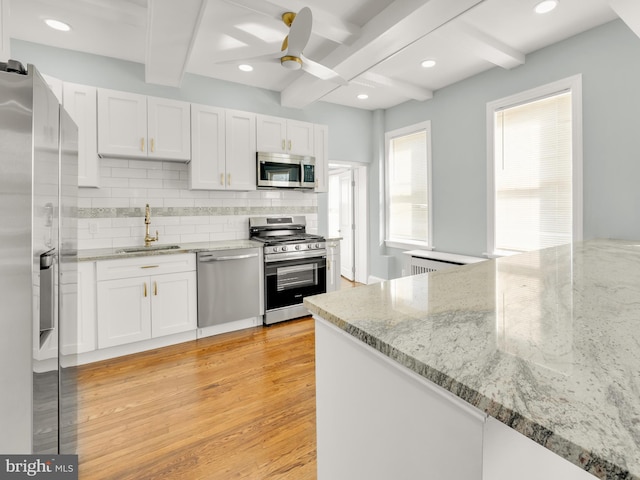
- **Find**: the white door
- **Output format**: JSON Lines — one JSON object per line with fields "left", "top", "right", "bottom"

{"left": 147, "top": 97, "right": 191, "bottom": 161}
{"left": 151, "top": 271, "right": 197, "bottom": 338}
{"left": 97, "top": 277, "right": 152, "bottom": 348}
{"left": 226, "top": 109, "right": 257, "bottom": 191}
{"left": 286, "top": 119, "right": 314, "bottom": 156}
{"left": 97, "top": 89, "right": 147, "bottom": 157}
{"left": 190, "top": 104, "right": 226, "bottom": 190}
{"left": 339, "top": 171, "right": 355, "bottom": 281}
{"left": 256, "top": 114, "right": 286, "bottom": 153}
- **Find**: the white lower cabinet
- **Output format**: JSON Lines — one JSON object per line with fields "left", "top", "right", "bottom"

{"left": 96, "top": 254, "right": 196, "bottom": 349}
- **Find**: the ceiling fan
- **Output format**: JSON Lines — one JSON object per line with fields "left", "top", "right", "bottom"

{"left": 221, "top": 7, "right": 347, "bottom": 85}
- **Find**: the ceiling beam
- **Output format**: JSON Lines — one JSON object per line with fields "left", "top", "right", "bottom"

{"left": 222, "top": 0, "right": 360, "bottom": 45}
{"left": 440, "top": 21, "right": 524, "bottom": 69}
{"left": 610, "top": 0, "right": 640, "bottom": 39}
{"left": 145, "top": 0, "right": 207, "bottom": 87}
{"left": 354, "top": 72, "right": 433, "bottom": 102}
{"left": 280, "top": 0, "right": 485, "bottom": 109}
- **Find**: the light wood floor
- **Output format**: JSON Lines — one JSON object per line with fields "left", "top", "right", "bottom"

{"left": 76, "top": 317, "right": 316, "bottom": 480}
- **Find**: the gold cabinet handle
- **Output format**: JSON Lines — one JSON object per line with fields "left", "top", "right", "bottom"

{"left": 281, "top": 139, "right": 286, "bottom": 150}
{"left": 154, "top": 281, "right": 158, "bottom": 296}
{"left": 220, "top": 173, "right": 224, "bottom": 186}
{"left": 151, "top": 138, "right": 155, "bottom": 153}
{"left": 144, "top": 282, "right": 147, "bottom": 297}
{"left": 141, "top": 137, "right": 145, "bottom": 152}
{"left": 288, "top": 140, "right": 292, "bottom": 151}
{"left": 227, "top": 173, "right": 231, "bottom": 186}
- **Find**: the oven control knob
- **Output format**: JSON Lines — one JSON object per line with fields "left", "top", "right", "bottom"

{"left": 315, "top": 243, "right": 320, "bottom": 249}
{"left": 295, "top": 245, "right": 301, "bottom": 250}
{"left": 307, "top": 244, "right": 313, "bottom": 249}
{"left": 282, "top": 246, "right": 288, "bottom": 252}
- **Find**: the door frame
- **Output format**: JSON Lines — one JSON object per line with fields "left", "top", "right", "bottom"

{"left": 328, "top": 162, "right": 368, "bottom": 284}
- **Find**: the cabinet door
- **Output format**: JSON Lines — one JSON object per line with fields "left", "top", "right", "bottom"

{"left": 63, "top": 83, "right": 99, "bottom": 187}
{"left": 225, "top": 109, "right": 257, "bottom": 191}
{"left": 61, "top": 261, "right": 97, "bottom": 355}
{"left": 97, "top": 277, "right": 151, "bottom": 348}
{"left": 147, "top": 97, "right": 191, "bottom": 161}
{"left": 151, "top": 271, "right": 197, "bottom": 337}
{"left": 287, "top": 120, "right": 314, "bottom": 156}
{"left": 314, "top": 124, "right": 329, "bottom": 192}
{"left": 97, "top": 89, "right": 147, "bottom": 158}
{"left": 190, "top": 104, "right": 226, "bottom": 190}
{"left": 256, "top": 114, "right": 287, "bottom": 153}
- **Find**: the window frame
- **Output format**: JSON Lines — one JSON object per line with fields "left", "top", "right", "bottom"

{"left": 486, "top": 75, "right": 583, "bottom": 257}
{"left": 384, "top": 120, "right": 433, "bottom": 250}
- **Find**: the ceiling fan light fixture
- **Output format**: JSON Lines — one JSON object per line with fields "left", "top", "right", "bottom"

{"left": 238, "top": 64, "right": 254, "bottom": 72}
{"left": 357, "top": 94, "right": 369, "bottom": 100}
{"left": 44, "top": 18, "right": 71, "bottom": 32}
{"left": 421, "top": 59, "right": 436, "bottom": 68}
{"left": 281, "top": 56, "right": 303, "bottom": 70}
{"left": 534, "top": 0, "right": 558, "bottom": 14}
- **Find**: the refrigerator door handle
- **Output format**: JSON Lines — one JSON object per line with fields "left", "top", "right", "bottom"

{"left": 39, "top": 248, "right": 56, "bottom": 347}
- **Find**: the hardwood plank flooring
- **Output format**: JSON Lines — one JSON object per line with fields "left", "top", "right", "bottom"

{"left": 76, "top": 317, "right": 316, "bottom": 480}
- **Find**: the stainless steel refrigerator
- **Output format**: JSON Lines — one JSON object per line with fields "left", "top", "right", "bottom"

{"left": 0, "top": 62, "right": 78, "bottom": 454}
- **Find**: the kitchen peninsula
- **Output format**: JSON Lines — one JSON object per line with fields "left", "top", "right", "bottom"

{"left": 305, "top": 239, "right": 640, "bottom": 479}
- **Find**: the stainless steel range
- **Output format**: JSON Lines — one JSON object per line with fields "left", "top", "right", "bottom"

{"left": 250, "top": 216, "right": 327, "bottom": 325}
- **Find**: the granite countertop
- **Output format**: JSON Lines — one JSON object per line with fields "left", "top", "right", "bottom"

{"left": 78, "top": 239, "right": 263, "bottom": 261}
{"left": 304, "top": 239, "right": 640, "bottom": 479}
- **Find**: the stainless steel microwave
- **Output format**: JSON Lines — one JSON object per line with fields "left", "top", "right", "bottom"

{"left": 257, "top": 152, "right": 316, "bottom": 189}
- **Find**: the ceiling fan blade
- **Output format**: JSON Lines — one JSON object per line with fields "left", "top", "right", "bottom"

{"left": 216, "top": 51, "right": 281, "bottom": 65}
{"left": 300, "top": 54, "right": 347, "bottom": 86}
{"left": 287, "top": 7, "right": 312, "bottom": 56}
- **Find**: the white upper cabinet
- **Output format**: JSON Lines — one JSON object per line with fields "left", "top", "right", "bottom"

{"left": 63, "top": 82, "right": 99, "bottom": 187}
{"left": 190, "top": 106, "right": 256, "bottom": 191}
{"left": 225, "top": 109, "right": 257, "bottom": 191}
{"left": 147, "top": 97, "right": 191, "bottom": 161}
{"left": 314, "top": 124, "right": 329, "bottom": 192}
{"left": 256, "top": 114, "right": 314, "bottom": 156}
{"left": 189, "top": 104, "right": 226, "bottom": 190}
{"left": 97, "top": 88, "right": 190, "bottom": 161}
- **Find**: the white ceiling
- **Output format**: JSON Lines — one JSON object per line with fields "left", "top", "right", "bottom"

{"left": 4, "top": 0, "right": 638, "bottom": 111}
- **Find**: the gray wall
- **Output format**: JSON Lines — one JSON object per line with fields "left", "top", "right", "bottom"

{"left": 374, "top": 19, "right": 640, "bottom": 279}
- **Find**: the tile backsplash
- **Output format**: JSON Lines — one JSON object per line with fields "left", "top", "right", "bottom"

{"left": 78, "top": 158, "right": 318, "bottom": 250}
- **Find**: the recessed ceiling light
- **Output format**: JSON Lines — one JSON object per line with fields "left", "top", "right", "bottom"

{"left": 421, "top": 59, "right": 436, "bottom": 68}
{"left": 238, "top": 64, "right": 253, "bottom": 72}
{"left": 357, "top": 94, "right": 369, "bottom": 100}
{"left": 44, "top": 19, "right": 71, "bottom": 32}
{"left": 534, "top": 0, "right": 558, "bottom": 14}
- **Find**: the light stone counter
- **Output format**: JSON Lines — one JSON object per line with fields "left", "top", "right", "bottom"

{"left": 78, "top": 239, "right": 263, "bottom": 262}
{"left": 304, "top": 239, "right": 640, "bottom": 479}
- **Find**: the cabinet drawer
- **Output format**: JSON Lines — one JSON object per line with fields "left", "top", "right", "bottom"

{"left": 97, "top": 253, "right": 196, "bottom": 281}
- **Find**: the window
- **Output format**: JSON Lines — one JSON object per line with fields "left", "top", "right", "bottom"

{"left": 385, "top": 121, "right": 432, "bottom": 249}
{"left": 487, "top": 76, "right": 582, "bottom": 256}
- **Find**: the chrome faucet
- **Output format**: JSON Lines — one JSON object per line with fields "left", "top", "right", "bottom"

{"left": 144, "top": 203, "right": 159, "bottom": 247}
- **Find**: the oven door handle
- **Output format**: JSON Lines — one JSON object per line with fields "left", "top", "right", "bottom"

{"left": 198, "top": 253, "right": 259, "bottom": 262}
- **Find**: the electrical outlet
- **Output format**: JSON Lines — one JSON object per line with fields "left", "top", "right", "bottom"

{"left": 89, "top": 222, "right": 98, "bottom": 234}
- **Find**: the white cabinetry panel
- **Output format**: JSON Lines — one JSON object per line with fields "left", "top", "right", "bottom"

{"left": 63, "top": 83, "right": 98, "bottom": 187}
{"left": 225, "top": 109, "right": 256, "bottom": 191}
{"left": 98, "top": 276, "right": 151, "bottom": 348}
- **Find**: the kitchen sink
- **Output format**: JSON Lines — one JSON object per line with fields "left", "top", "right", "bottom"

{"left": 117, "top": 245, "right": 181, "bottom": 253}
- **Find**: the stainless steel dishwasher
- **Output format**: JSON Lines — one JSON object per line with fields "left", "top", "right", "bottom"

{"left": 196, "top": 247, "right": 264, "bottom": 327}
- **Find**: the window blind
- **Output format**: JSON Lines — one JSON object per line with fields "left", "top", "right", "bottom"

{"left": 388, "top": 130, "right": 428, "bottom": 243}
{"left": 494, "top": 91, "right": 572, "bottom": 252}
